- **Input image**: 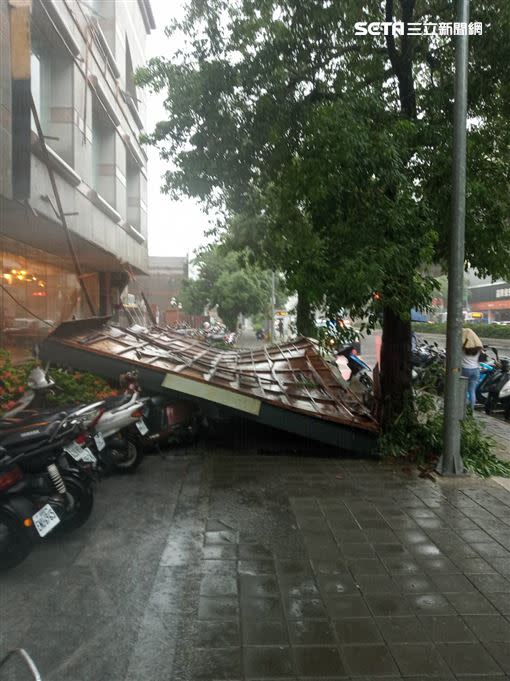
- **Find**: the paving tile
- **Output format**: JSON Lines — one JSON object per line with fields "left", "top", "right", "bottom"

{"left": 428, "top": 573, "right": 476, "bottom": 593}
{"left": 419, "top": 557, "right": 459, "bottom": 573}
{"left": 279, "top": 574, "right": 320, "bottom": 598}
{"left": 463, "top": 614, "right": 510, "bottom": 642}
{"left": 355, "top": 574, "right": 398, "bottom": 594}
{"left": 488, "top": 557, "right": 510, "bottom": 575}
{"left": 241, "top": 597, "right": 284, "bottom": 620}
{"left": 321, "top": 593, "right": 370, "bottom": 619}
{"left": 486, "top": 592, "right": 510, "bottom": 615}
{"left": 243, "top": 646, "right": 295, "bottom": 678}
{"left": 390, "top": 643, "right": 449, "bottom": 676}
{"left": 287, "top": 619, "right": 336, "bottom": 645}
{"left": 284, "top": 597, "right": 327, "bottom": 619}
{"left": 468, "top": 573, "right": 510, "bottom": 592}
{"left": 317, "top": 574, "right": 359, "bottom": 595}
{"left": 311, "top": 560, "right": 349, "bottom": 575}
{"left": 382, "top": 557, "right": 422, "bottom": 574}
{"left": 239, "top": 544, "right": 273, "bottom": 560}
{"left": 365, "top": 593, "right": 413, "bottom": 616}
{"left": 447, "top": 591, "right": 498, "bottom": 614}
{"left": 277, "top": 560, "right": 313, "bottom": 575}
{"left": 198, "top": 596, "right": 239, "bottom": 620}
{"left": 396, "top": 574, "right": 437, "bottom": 593}
{"left": 342, "top": 644, "right": 399, "bottom": 676}
{"left": 195, "top": 620, "right": 241, "bottom": 647}
{"left": 334, "top": 618, "right": 383, "bottom": 644}
{"left": 373, "top": 543, "right": 410, "bottom": 558}
{"left": 204, "top": 530, "right": 238, "bottom": 545}
{"left": 458, "top": 557, "right": 498, "bottom": 573}
{"left": 418, "top": 615, "right": 476, "bottom": 642}
{"left": 471, "top": 542, "right": 510, "bottom": 559}
{"left": 407, "top": 593, "right": 456, "bottom": 615}
{"left": 455, "top": 676, "right": 506, "bottom": 680}
{"left": 202, "top": 559, "right": 238, "bottom": 575}
{"left": 202, "top": 544, "right": 238, "bottom": 560}
{"left": 341, "top": 542, "right": 377, "bottom": 558}
{"left": 348, "top": 558, "right": 388, "bottom": 576}
{"left": 293, "top": 646, "right": 347, "bottom": 677}
{"left": 437, "top": 642, "right": 503, "bottom": 675}
{"left": 238, "top": 560, "right": 276, "bottom": 575}
{"left": 240, "top": 575, "right": 280, "bottom": 598}
{"left": 376, "top": 615, "right": 429, "bottom": 643}
{"left": 242, "top": 620, "right": 289, "bottom": 646}
{"left": 484, "top": 642, "right": 510, "bottom": 675}
{"left": 394, "top": 529, "right": 429, "bottom": 544}
{"left": 191, "top": 647, "right": 242, "bottom": 679}
{"left": 200, "top": 573, "right": 238, "bottom": 596}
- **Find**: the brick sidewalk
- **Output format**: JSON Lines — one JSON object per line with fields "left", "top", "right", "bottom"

{"left": 476, "top": 412, "right": 510, "bottom": 463}
{"left": 3, "top": 444, "right": 510, "bottom": 679}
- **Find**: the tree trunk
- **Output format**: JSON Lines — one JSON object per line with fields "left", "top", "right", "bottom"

{"left": 296, "top": 289, "right": 315, "bottom": 337}
{"left": 377, "top": 0, "right": 417, "bottom": 430}
{"left": 380, "top": 306, "right": 413, "bottom": 431}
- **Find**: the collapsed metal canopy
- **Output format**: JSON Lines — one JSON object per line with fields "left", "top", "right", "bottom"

{"left": 41, "top": 318, "right": 380, "bottom": 453}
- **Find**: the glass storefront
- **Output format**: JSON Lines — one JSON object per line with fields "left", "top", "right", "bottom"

{"left": 1, "top": 236, "right": 99, "bottom": 362}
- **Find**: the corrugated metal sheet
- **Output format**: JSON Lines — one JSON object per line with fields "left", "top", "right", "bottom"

{"left": 42, "top": 319, "right": 380, "bottom": 452}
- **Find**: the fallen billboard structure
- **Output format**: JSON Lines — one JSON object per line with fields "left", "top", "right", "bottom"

{"left": 41, "top": 318, "right": 380, "bottom": 453}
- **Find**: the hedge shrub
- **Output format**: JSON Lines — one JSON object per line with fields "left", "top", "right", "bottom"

{"left": 412, "top": 322, "right": 510, "bottom": 339}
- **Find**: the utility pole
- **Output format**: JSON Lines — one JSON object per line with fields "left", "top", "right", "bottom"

{"left": 439, "top": 0, "right": 470, "bottom": 475}
{"left": 271, "top": 271, "right": 276, "bottom": 342}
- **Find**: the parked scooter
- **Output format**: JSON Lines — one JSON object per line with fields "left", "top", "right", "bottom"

{"left": 0, "top": 415, "right": 96, "bottom": 533}
{"left": 334, "top": 345, "right": 374, "bottom": 407}
{"left": 475, "top": 347, "right": 499, "bottom": 406}
{"left": 1, "top": 366, "right": 145, "bottom": 474}
{"left": 0, "top": 424, "right": 95, "bottom": 570}
{"left": 411, "top": 340, "right": 446, "bottom": 392}
{"left": 485, "top": 355, "right": 510, "bottom": 419}
{"left": 119, "top": 371, "right": 201, "bottom": 450}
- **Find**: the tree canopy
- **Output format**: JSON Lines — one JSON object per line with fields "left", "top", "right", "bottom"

{"left": 180, "top": 245, "right": 279, "bottom": 330}
{"left": 138, "top": 0, "right": 510, "bottom": 424}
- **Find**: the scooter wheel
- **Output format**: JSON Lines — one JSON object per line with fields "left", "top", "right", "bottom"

{"left": 0, "top": 509, "right": 32, "bottom": 570}
{"left": 55, "top": 477, "right": 94, "bottom": 533}
{"left": 504, "top": 404, "right": 510, "bottom": 422}
{"left": 112, "top": 435, "right": 144, "bottom": 474}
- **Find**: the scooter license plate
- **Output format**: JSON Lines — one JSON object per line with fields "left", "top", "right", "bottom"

{"left": 135, "top": 419, "right": 149, "bottom": 435}
{"left": 64, "top": 443, "right": 96, "bottom": 464}
{"left": 33, "top": 503, "right": 60, "bottom": 537}
{"left": 94, "top": 432, "right": 106, "bottom": 451}
{"left": 80, "top": 447, "right": 97, "bottom": 464}
{"left": 64, "top": 442, "right": 86, "bottom": 461}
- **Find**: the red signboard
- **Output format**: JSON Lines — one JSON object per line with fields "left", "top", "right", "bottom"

{"left": 470, "top": 300, "right": 510, "bottom": 311}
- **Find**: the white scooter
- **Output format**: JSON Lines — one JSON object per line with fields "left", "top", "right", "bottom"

{"left": 1, "top": 366, "right": 146, "bottom": 473}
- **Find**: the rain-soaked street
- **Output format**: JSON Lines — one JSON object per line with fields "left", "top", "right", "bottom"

{"left": 2, "top": 426, "right": 510, "bottom": 680}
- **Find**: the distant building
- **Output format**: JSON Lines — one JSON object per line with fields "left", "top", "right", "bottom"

{"left": 1, "top": 0, "right": 155, "bottom": 357}
{"left": 142, "top": 256, "right": 189, "bottom": 315}
{"left": 469, "top": 281, "right": 510, "bottom": 323}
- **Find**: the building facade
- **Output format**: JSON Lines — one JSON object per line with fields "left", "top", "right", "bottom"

{"left": 469, "top": 281, "right": 510, "bottom": 323}
{"left": 1, "top": 0, "right": 154, "bottom": 358}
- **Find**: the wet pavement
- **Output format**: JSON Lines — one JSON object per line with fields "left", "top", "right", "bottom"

{"left": 2, "top": 433, "right": 510, "bottom": 680}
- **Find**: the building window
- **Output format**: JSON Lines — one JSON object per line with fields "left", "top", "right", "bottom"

{"left": 31, "top": 22, "right": 74, "bottom": 166}
{"left": 0, "top": 236, "right": 99, "bottom": 363}
{"left": 126, "top": 154, "right": 141, "bottom": 230}
{"left": 92, "top": 96, "right": 116, "bottom": 208}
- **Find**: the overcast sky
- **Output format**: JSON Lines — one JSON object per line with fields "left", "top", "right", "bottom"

{"left": 145, "top": 0, "right": 210, "bottom": 260}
